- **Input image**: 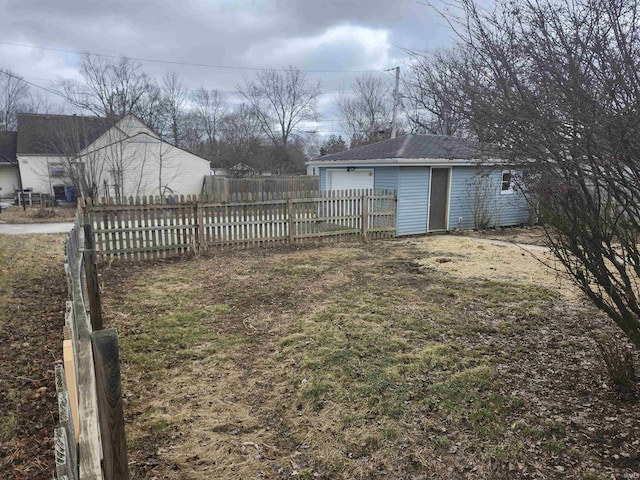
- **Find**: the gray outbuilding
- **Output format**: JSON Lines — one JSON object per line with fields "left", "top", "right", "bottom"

{"left": 308, "top": 134, "right": 531, "bottom": 236}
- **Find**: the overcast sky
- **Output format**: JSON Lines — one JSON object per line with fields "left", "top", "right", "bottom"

{"left": 0, "top": 0, "right": 459, "bottom": 137}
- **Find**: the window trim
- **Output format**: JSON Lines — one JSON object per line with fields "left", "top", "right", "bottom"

{"left": 49, "top": 164, "right": 65, "bottom": 178}
{"left": 500, "top": 169, "right": 515, "bottom": 195}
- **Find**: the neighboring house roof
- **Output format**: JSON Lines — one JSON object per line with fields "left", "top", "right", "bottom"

{"left": 311, "top": 134, "right": 487, "bottom": 163}
{"left": 0, "top": 131, "right": 17, "bottom": 164}
{"left": 230, "top": 162, "right": 255, "bottom": 171}
{"left": 16, "top": 113, "right": 116, "bottom": 155}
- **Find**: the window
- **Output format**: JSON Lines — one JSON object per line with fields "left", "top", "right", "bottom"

{"left": 501, "top": 170, "right": 515, "bottom": 194}
{"left": 49, "top": 164, "right": 65, "bottom": 178}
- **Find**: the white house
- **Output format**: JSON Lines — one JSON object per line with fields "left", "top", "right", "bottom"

{"left": 0, "top": 131, "right": 19, "bottom": 199}
{"left": 15, "top": 113, "right": 210, "bottom": 201}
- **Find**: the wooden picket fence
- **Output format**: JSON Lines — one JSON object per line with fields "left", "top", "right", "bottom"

{"left": 81, "top": 189, "right": 396, "bottom": 261}
{"left": 202, "top": 175, "right": 319, "bottom": 203}
{"left": 55, "top": 212, "right": 128, "bottom": 480}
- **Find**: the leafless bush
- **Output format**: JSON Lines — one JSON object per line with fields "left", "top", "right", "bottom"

{"left": 595, "top": 334, "right": 637, "bottom": 398}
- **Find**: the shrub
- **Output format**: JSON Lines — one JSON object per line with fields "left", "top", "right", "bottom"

{"left": 595, "top": 334, "right": 637, "bottom": 398}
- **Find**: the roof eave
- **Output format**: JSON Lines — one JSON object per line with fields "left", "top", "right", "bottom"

{"left": 308, "top": 157, "right": 511, "bottom": 167}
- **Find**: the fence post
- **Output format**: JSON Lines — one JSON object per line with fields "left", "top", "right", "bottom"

{"left": 81, "top": 205, "right": 103, "bottom": 331}
{"left": 288, "top": 198, "right": 294, "bottom": 243}
{"left": 194, "top": 201, "right": 205, "bottom": 254}
{"left": 92, "top": 328, "right": 129, "bottom": 480}
{"left": 82, "top": 248, "right": 103, "bottom": 331}
{"left": 361, "top": 194, "right": 368, "bottom": 240}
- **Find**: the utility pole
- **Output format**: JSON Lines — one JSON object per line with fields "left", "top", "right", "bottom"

{"left": 391, "top": 66, "right": 400, "bottom": 139}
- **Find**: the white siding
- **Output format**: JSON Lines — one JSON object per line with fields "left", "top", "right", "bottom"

{"left": 18, "top": 155, "right": 71, "bottom": 194}
{"left": 80, "top": 135, "right": 209, "bottom": 197}
{"left": 0, "top": 164, "right": 19, "bottom": 198}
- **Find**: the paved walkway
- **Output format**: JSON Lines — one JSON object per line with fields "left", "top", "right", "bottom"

{"left": 0, "top": 223, "right": 74, "bottom": 235}
{"left": 469, "top": 237, "right": 550, "bottom": 252}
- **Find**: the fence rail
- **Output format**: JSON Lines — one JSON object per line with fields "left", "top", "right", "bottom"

{"left": 83, "top": 189, "right": 396, "bottom": 261}
{"left": 55, "top": 211, "right": 129, "bottom": 480}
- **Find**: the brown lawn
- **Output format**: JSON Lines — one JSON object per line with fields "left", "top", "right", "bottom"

{"left": 99, "top": 232, "right": 640, "bottom": 480}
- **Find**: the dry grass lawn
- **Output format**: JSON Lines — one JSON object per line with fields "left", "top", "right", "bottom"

{"left": 100, "top": 232, "right": 640, "bottom": 480}
{"left": 0, "top": 206, "right": 76, "bottom": 224}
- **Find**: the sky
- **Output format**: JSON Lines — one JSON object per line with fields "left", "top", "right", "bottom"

{"left": 0, "top": 0, "right": 459, "bottom": 138}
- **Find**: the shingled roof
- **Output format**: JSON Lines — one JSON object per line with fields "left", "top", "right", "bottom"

{"left": 0, "top": 131, "right": 17, "bottom": 164}
{"left": 16, "top": 114, "right": 116, "bottom": 155}
{"left": 314, "top": 134, "right": 486, "bottom": 162}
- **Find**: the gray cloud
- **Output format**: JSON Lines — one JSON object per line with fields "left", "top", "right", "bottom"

{"left": 0, "top": 0, "right": 457, "bottom": 128}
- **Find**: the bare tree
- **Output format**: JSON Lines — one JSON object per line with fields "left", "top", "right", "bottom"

{"left": 133, "top": 80, "right": 167, "bottom": 137}
{"left": 60, "top": 53, "right": 152, "bottom": 118}
{"left": 218, "top": 103, "right": 265, "bottom": 170}
{"left": 238, "top": 66, "right": 320, "bottom": 146}
{"left": 336, "top": 74, "right": 394, "bottom": 147}
{"left": 403, "top": 48, "right": 470, "bottom": 136}
{"left": 0, "top": 69, "right": 30, "bottom": 130}
{"left": 444, "top": 0, "right": 640, "bottom": 348}
{"left": 192, "top": 87, "right": 226, "bottom": 153}
{"left": 162, "top": 71, "right": 188, "bottom": 147}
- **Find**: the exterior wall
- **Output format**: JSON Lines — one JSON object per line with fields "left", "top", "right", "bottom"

{"left": 448, "top": 166, "right": 530, "bottom": 230}
{"left": 18, "top": 141, "right": 209, "bottom": 198}
{"left": 86, "top": 136, "right": 210, "bottom": 197}
{"left": 373, "top": 166, "right": 398, "bottom": 190}
{"left": 0, "top": 164, "right": 19, "bottom": 198}
{"left": 18, "top": 155, "right": 70, "bottom": 194}
{"left": 397, "top": 167, "right": 430, "bottom": 236}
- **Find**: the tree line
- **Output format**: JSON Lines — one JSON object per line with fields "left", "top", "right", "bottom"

{"left": 1, "top": 49, "right": 480, "bottom": 172}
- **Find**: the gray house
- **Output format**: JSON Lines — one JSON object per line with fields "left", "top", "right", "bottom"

{"left": 308, "top": 134, "right": 531, "bottom": 236}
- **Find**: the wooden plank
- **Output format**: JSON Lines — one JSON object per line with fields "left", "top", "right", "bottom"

{"left": 91, "top": 329, "right": 129, "bottom": 480}
{"left": 62, "top": 341, "right": 79, "bottom": 442}
{"left": 77, "top": 336, "right": 103, "bottom": 480}
{"left": 361, "top": 194, "right": 368, "bottom": 240}
{"left": 196, "top": 202, "right": 205, "bottom": 254}
{"left": 288, "top": 199, "right": 294, "bottom": 242}
{"left": 82, "top": 249, "right": 103, "bottom": 331}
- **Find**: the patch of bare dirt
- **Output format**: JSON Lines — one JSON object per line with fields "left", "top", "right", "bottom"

{"left": 457, "top": 225, "right": 548, "bottom": 246}
{"left": 0, "top": 235, "right": 67, "bottom": 480}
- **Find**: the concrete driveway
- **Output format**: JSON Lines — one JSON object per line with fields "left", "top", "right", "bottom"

{"left": 0, "top": 223, "right": 74, "bottom": 235}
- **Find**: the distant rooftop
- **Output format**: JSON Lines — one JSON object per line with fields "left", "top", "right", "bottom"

{"left": 16, "top": 113, "right": 116, "bottom": 155}
{"left": 0, "top": 131, "right": 17, "bottom": 164}
{"left": 313, "top": 134, "right": 487, "bottom": 162}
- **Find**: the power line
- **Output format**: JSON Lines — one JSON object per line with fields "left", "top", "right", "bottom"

{"left": 0, "top": 41, "right": 387, "bottom": 74}
{"left": 0, "top": 69, "right": 68, "bottom": 100}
